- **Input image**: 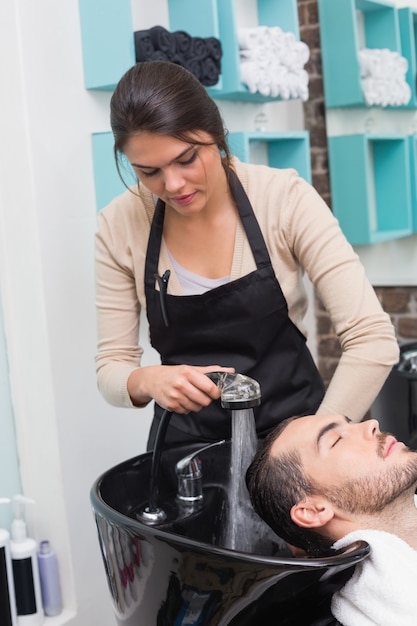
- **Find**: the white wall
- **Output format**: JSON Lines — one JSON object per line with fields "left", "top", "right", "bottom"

{"left": 0, "top": 1, "right": 306, "bottom": 624}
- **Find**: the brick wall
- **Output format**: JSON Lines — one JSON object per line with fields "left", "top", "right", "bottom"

{"left": 297, "top": 0, "right": 417, "bottom": 387}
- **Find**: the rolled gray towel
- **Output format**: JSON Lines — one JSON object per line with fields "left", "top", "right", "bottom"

{"left": 148, "top": 25, "right": 176, "bottom": 59}
{"left": 174, "top": 30, "right": 193, "bottom": 55}
{"left": 134, "top": 30, "right": 154, "bottom": 61}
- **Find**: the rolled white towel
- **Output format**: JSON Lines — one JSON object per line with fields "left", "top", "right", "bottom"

{"left": 238, "top": 26, "right": 271, "bottom": 50}
{"left": 296, "top": 68, "right": 310, "bottom": 101}
{"left": 240, "top": 46, "right": 275, "bottom": 68}
{"left": 240, "top": 59, "right": 261, "bottom": 93}
{"left": 294, "top": 40, "right": 310, "bottom": 67}
{"left": 257, "top": 77, "right": 273, "bottom": 97}
{"left": 239, "top": 25, "right": 310, "bottom": 99}
{"left": 360, "top": 47, "right": 408, "bottom": 79}
{"left": 390, "top": 79, "right": 411, "bottom": 105}
{"left": 271, "top": 37, "right": 310, "bottom": 71}
{"left": 362, "top": 75, "right": 411, "bottom": 106}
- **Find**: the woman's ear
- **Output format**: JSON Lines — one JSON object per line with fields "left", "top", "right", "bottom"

{"left": 290, "top": 496, "right": 334, "bottom": 529}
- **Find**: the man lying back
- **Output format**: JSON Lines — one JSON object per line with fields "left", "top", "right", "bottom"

{"left": 246, "top": 414, "right": 417, "bottom": 626}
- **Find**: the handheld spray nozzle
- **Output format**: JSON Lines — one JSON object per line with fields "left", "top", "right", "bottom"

{"left": 11, "top": 495, "right": 35, "bottom": 542}
{"left": 139, "top": 372, "right": 262, "bottom": 524}
{"left": 206, "top": 372, "right": 261, "bottom": 409}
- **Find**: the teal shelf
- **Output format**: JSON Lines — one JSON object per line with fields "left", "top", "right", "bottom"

{"left": 328, "top": 134, "right": 413, "bottom": 244}
{"left": 398, "top": 8, "right": 417, "bottom": 109}
{"left": 78, "top": 0, "right": 303, "bottom": 101}
{"left": 78, "top": 0, "right": 134, "bottom": 90}
{"left": 228, "top": 131, "right": 311, "bottom": 182}
{"left": 207, "top": 0, "right": 301, "bottom": 101}
{"left": 318, "top": 0, "right": 401, "bottom": 108}
{"left": 92, "top": 132, "right": 132, "bottom": 211}
{"left": 408, "top": 135, "right": 417, "bottom": 231}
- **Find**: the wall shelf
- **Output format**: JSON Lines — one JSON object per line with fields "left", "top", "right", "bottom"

{"left": 201, "top": 0, "right": 301, "bottom": 101}
{"left": 44, "top": 608, "right": 77, "bottom": 625}
{"left": 78, "top": 0, "right": 134, "bottom": 90}
{"left": 398, "top": 7, "right": 417, "bottom": 108}
{"left": 408, "top": 134, "right": 417, "bottom": 230}
{"left": 228, "top": 131, "right": 311, "bottom": 182}
{"left": 78, "top": 0, "right": 304, "bottom": 101}
{"left": 328, "top": 133, "right": 413, "bottom": 244}
{"left": 318, "top": 0, "right": 402, "bottom": 108}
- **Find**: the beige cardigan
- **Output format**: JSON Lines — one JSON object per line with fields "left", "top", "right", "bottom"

{"left": 95, "top": 158, "right": 399, "bottom": 420}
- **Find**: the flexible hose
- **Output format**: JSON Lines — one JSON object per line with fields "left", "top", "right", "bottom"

{"left": 147, "top": 409, "right": 173, "bottom": 513}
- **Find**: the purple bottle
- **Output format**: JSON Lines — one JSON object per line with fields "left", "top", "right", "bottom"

{"left": 37, "top": 541, "right": 62, "bottom": 617}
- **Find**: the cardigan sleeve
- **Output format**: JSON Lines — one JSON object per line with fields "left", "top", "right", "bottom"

{"left": 94, "top": 202, "right": 145, "bottom": 408}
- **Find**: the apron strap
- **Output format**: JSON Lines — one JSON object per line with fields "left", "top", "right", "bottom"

{"left": 227, "top": 169, "right": 272, "bottom": 270}
{"left": 145, "top": 198, "right": 165, "bottom": 290}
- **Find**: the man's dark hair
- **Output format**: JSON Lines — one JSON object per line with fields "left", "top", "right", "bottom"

{"left": 246, "top": 416, "right": 333, "bottom": 556}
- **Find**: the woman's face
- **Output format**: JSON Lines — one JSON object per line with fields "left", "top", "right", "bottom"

{"left": 123, "top": 131, "right": 227, "bottom": 216}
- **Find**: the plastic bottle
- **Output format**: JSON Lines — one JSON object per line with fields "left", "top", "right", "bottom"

{"left": 9, "top": 496, "right": 43, "bottom": 625}
{"left": 37, "top": 541, "right": 62, "bottom": 617}
{"left": 0, "top": 498, "right": 17, "bottom": 626}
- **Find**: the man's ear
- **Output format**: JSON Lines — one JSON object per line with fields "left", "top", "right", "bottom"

{"left": 290, "top": 496, "right": 334, "bottom": 529}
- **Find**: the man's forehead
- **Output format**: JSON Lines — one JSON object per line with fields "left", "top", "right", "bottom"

{"left": 270, "top": 414, "right": 345, "bottom": 457}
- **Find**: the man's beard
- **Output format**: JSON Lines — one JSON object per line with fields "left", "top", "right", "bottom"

{"left": 315, "top": 434, "right": 417, "bottom": 515}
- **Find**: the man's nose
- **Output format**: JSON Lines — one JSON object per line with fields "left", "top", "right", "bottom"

{"left": 359, "top": 418, "right": 380, "bottom": 439}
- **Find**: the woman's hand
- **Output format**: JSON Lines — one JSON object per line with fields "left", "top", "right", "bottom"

{"left": 127, "top": 364, "right": 235, "bottom": 413}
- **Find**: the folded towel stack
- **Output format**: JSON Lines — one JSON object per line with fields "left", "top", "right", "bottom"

{"left": 239, "top": 26, "right": 309, "bottom": 100}
{"left": 359, "top": 48, "right": 411, "bottom": 107}
{"left": 134, "top": 26, "right": 222, "bottom": 87}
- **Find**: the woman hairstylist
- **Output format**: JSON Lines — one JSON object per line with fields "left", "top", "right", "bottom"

{"left": 95, "top": 60, "right": 399, "bottom": 449}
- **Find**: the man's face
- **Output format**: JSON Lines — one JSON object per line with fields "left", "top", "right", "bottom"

{"left": 271, "top": 414, "right": 417, "bottom": 515}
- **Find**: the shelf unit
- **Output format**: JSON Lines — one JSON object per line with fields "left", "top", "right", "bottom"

{"left": 408, "top": 134, "right": 417, "bottom": 230}
{"left": 318, "top": 0, "right": 402, "bottom": 108}
{"left": 228, "top": 131, "right": 311, "bottom": 182}
{"left": 199, "top": 0, "right": 301, "bottom": 101}
{"left": 328, "top": 134, "right": 413, "bottom": 245}
{"left": 78, "top": 0, "right": 303, "bottom": 101}
{"left": 398, "top": 7, "right": 417, "bottom": 109}
{"left": 78, "top": 0, "right": 134, "bottom": 91}
{"left": 44, "top": 609, "right": 77, "bottom": 625}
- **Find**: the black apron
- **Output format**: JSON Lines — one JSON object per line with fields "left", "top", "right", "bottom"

{"left": 144, "top": 170, "right": 324, "bottom": 448}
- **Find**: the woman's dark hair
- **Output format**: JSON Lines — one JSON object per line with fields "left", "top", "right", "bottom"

{"left": 110, "top": 60, "right": 231, "bottom": 184}
{"left": 246, "top": 416, "right": 334, "bottom": 556}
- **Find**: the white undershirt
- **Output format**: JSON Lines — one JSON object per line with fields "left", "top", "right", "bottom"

{"left": 166, "top": 246, "right": 230, "bottom": 295}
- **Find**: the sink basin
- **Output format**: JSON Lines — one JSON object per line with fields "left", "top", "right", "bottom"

{"left": 91, "top": 440, "right": 369, "bottom": 625}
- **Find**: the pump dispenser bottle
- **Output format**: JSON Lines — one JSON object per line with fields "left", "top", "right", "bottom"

{"left": 10, "top": 496, "right": 43, "bottom": 625}
{"left": 0, "top": 498, "right": 17, "bottom": 626}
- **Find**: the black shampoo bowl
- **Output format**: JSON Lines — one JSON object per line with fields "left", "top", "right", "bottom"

{"left": 91, "top": 441, "right": 369, "bottom": 625}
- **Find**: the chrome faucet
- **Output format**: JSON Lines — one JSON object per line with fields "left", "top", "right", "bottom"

{"left": 176, "top": 440, "right": 225, "bottom": 503}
